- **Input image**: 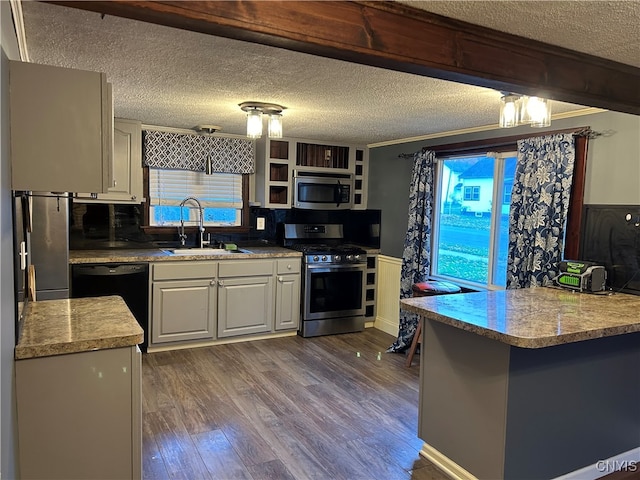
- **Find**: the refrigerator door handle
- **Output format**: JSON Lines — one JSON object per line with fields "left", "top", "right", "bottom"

{"left": 19, "top": 241, "right": 28, "bottom": 271}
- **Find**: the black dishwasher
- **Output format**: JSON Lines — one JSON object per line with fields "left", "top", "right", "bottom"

{"left": 71, "top": 263, "right": 149, "bottom": 352}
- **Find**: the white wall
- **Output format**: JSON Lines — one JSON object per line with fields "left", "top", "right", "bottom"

{"left": 1, "top": 2, "right": 20, "bottom": 477}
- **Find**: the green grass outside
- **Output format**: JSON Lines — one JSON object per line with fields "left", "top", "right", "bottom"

{"left": 437, "top": 254, "right": 488, "bottom": 284}
{"left": 440, "top": 213, "right": 491, "bottom": 230}
{"left": 436, "top": 212, "right": 506, "bottom": 285}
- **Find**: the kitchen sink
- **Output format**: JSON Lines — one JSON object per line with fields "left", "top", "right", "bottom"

{"left": 163, "top": 248, "right": 251, "bottom": 256}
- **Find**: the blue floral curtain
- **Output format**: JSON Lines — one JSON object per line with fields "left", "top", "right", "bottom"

{"left": 507, "top": 133, "right": 575, "bottom": 288}
{"left": 388, "top": 150, "right": 436, "bottom": 352}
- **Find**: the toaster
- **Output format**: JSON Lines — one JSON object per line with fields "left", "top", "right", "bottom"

{"left": 555, "top": 260, "right": 607, "bottom": 293}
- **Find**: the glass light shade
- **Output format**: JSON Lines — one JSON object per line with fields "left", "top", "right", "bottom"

{"left": 246, "top": 109, "right": 263, "bottom": 138}
{"left": 499, "top": 95, "right": 520, "bottom": 128}
{"left": 523, "top": 96, "right": 551, "bottom": 127}
{"left": 268, "top": 113, "right": 283, "bottom": 138}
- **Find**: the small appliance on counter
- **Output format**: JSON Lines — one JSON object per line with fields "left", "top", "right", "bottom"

{"left": 554, "top": 260, "right": 607, "bottom": 293}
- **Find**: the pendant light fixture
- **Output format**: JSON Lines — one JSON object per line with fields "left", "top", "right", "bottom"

{"left": 268, "top": 113, "right": 283, "bottom": 139}
{"left": 239, "top": 102, "right": 286, "bottom": 139}
{"left": 245, "top": 107, "right": 263, "bottom": 138}
{"left": 499, "top": 93, "right": 551, "bottom": 128}
{"left": 522, "top": 96, "right": 551, "bottom": 127}
{"left": 499, "top": 93, "right": 521, "bottom": 128}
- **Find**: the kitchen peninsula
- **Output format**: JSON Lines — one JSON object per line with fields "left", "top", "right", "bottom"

{"left": 401, "top": 287, "right": 640, "bottom": 479}
{"left": 15, "top": 296, "right": 143, "bottom": 479}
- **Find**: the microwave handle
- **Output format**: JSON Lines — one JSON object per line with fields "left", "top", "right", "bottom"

{"left": 336, "top": 180, "right": 342, "bottom": 207}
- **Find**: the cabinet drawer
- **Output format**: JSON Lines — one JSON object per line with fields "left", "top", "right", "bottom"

{"left": 219, "top": 260, "right": 273, "bottom": 278}
{"left": 152, "top": 261, "right": 216, "bottom": 281}
{"left": 276, "top": 259, "right": 300, "bottom": 275}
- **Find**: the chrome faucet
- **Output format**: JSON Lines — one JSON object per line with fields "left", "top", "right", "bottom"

{"left": 178, "top": 196, "right": 205, "bottom": 247}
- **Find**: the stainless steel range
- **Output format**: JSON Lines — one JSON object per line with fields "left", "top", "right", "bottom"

{"left": 284, "top": 224, "right": 366, "bottom": 337}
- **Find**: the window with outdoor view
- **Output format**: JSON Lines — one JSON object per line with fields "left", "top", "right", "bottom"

{"left": 432, "top": 152, "right": 517, "bottom": 288}
{"left": 148, "top": 168, "right": 243, "bottom": 227}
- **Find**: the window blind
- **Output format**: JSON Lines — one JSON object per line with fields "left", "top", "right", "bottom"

{"left": 149, "top": 168, "right": 243, "bottom": 208}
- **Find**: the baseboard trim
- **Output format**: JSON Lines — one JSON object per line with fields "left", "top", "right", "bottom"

{"left": 420, "top": 443, "right": 640, "bottom": 480}
{"left": 552, "top": 447, "right": 640, "bottom": 480}
{"left": 420, "top": 443, "right": 478, "bottom": 480}
{"left": 147, "top": 330, "right": 297, "bottom": 353}
{"left": 374, "top": 316, "right": 399, "bottom": 336}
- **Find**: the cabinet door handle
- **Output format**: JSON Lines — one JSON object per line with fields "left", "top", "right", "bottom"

{"left": 210, "top": 279, "right": 217, "bottom": 286}
{"left": 218, "top": 280, "right": 224, "bottom": 286}
{"left": 278, "top": 276, "right": 284, "bottom": 282}
{"left": 287, "top": 264, "right": 292, "bottom": 270}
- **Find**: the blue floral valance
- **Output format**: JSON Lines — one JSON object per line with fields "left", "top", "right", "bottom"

{"left": 143, "top": 130, "right": 255, "bottom": 174}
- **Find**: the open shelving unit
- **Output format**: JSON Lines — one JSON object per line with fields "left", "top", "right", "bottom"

{"left": 255, "top": 136, "right": 369, "bottom": 209}
{"left": 365, "top": 254, "right": 377, "bottom": 320}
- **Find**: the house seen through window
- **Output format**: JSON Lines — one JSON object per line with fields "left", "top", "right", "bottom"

{"left": 432, "top": 152, "right": 517, "bottom": 288}
{"left": 148, "top": 168, "right": 243, "bottom": 227}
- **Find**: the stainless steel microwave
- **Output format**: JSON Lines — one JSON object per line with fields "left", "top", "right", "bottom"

{"left": 292, "top": 170, "right": 353, "bottom": 210}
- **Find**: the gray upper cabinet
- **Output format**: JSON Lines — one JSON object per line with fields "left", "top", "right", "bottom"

{"left": 10, "top": 61, "right": 113, "bottom": 193}
{"left": 75, "top": 119, "right": 143, "bottom": 203}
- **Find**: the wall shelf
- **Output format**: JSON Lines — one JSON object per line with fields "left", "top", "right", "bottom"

{"left": 365, "top": 253, "right": 377, "bottom": 319}
{"left": 296, "top": 142, "right": 349, "bottom": 169}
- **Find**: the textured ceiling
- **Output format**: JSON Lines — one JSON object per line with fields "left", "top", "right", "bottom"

{"left": 19, "top": 1, "right": 637, "bottom": 146}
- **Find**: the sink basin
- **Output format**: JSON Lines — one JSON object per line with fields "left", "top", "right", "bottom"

{"left": 164, "top": 248, "right": 251, "bottom": 256}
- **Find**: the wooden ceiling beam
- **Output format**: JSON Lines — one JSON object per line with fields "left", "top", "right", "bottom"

{"left": 48, "top": 0, "right": 640, "bottom": 115}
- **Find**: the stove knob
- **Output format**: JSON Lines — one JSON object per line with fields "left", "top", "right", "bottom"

{"left": 322, "top": 255, "right": 328, "bottom": 262}
{"left": 334, "top": 255, "right": 341, "bottom": 262}
{"left": 346, "top": 254, "right": 354, "bottom": 261}
{"left": 313, "top": 255, "right": 320, "bottom": 262}
{"left": 354, "top": 254, "right": 361, "bottom": 261}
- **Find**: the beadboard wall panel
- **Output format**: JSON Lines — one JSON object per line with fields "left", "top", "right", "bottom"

{"left": 374, "top": 255, "right": 402, "bottom": 336}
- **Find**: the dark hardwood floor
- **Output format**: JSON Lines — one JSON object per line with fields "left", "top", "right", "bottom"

{"left": 141, "top": 328, "right": 448, "bottom": 480}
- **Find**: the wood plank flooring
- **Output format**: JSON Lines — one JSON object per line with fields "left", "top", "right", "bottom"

{"left": 142, "top": 328, "right": 448, "bottom": 480}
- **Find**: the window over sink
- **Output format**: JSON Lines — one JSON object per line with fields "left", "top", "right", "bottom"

{"left": 148, "top": 168, "right": 244, "bottom": 227}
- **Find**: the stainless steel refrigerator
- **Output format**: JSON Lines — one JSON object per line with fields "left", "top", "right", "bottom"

{"left": 14, "top": 192, "right": 69, "bottom": 302}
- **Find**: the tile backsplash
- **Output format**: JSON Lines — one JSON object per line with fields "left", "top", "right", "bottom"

{"left": 70, "top": 201, "right": 381, "bottom": 250}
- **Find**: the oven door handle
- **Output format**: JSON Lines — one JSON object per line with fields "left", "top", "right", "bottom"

{"left": 305, "top": 264, "right": 366, "bottom": 273}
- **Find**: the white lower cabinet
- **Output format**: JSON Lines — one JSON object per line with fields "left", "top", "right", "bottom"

{"left": 152, "top": 279, "right": 216, "bottom": 343}
{"left": 217, "top": 276, "right": 273, "bottom": 337}
{"left": 218, "top": 259, "right": 273, "bottom": 338}
{"left": 275, "top": 259, "right": 301, "bottom": 331}
{"left": 151, "top": 262, "right": 217, "bottom": 344}
{"left": 150, "top": 258, "right": 301, "bottom": 348}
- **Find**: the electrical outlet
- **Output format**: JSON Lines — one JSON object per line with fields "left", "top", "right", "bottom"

{"left": 256, "top": 217, "right": 265, "bottom": 230}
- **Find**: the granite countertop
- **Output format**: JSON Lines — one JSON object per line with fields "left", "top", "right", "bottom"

{"left": 69, "top": 246, "right": 301, "bottom": 264}
{"left": 401, "top": 287, "right": 640, "bottom": 348}
{"left": 15, "top": 296, "right": 144, "bottom": 360}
